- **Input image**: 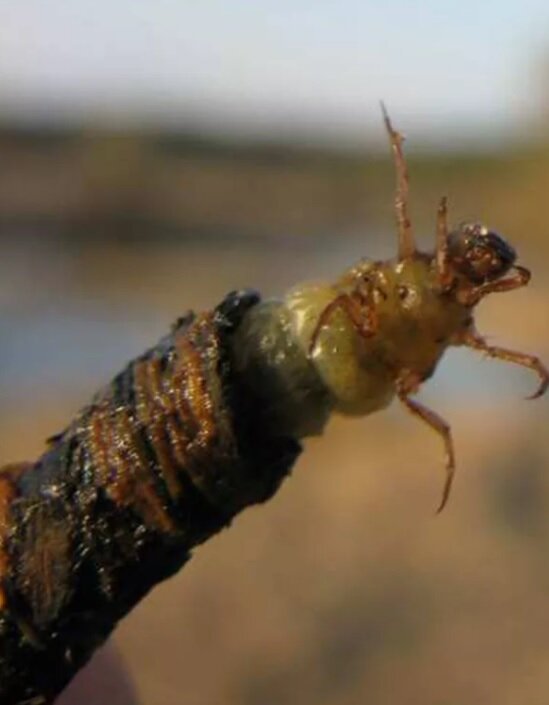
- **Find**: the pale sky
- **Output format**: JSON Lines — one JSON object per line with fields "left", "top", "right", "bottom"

{"left": 1, "top": 1, "right": 548, "bottom": 146}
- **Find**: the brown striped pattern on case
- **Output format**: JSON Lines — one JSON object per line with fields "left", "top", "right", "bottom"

{"left": 0, "top": 464, "right": 30, "bottom": 610}
{"left": 83, "top": 312, "right": 231, "bottom": 532}
{"left": 0, "top": 289, "right": 304, "bottom": 705}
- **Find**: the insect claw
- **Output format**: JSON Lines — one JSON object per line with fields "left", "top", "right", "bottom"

{"left": 435, "top": 440, "right": 456, "bottom": 513}
{"left": 436, "top": 466, "right": 454, "bottom": 514}
{"left": 461, "top": 331, "right": 549, "bottom": 403}
{"left": 526, "top": 370, "right": 549, "bottom": 400}
{"left": 521, "top": 360, "right": 549, "bottom": 399}
{"left": 397, "top": 386, "right": 456, "bottom": 512}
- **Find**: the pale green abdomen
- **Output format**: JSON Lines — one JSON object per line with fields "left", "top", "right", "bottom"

{"left": 232, "top": 285, "right": 395, "bottom": 441}
{"left": 285, "top": 284, "right": 395, "bottom": 417}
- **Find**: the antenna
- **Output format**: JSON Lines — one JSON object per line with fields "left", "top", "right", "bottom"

{"left": 381, "top": 102, "right": 416, "bottom": 260}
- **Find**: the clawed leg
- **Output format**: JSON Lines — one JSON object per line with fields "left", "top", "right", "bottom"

{"left": 460, "top": 329, "right": 549, "bottom": 399}
{"left": 435, "top": 196, "right": 452, "bottom": 290}
{"left": 381, "top": 102, "right": 416, "bottom": 260}
{"left": 459, "top": 266, "right": 530, "bottom": 305}
{"left": 308, "top": 293, "right": 377, "bottom": 357}
{"left": 397, "top": 384, "right": 456, "bottom": 513}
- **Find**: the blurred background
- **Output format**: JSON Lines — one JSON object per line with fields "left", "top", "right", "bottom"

{"left": 1, "top": 1, "right": 549, "bottom": 703}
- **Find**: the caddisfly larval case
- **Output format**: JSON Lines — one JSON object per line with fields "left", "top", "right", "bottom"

{"left": 0, "top": 290, "right": 301, "bottom": 705}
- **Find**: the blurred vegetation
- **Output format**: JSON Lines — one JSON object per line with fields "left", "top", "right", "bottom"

{"left": 1, "top": 123, "right": 548, "bottom": 251}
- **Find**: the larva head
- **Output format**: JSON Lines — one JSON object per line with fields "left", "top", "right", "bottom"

{"left": 436, "top": 218, "right": 530, "bottom": 308}
{"left": 446, "top": 222, "right": 517, "bottom": 285}
{"left": 378, "top": 106, "right": 528, "bottom": 304}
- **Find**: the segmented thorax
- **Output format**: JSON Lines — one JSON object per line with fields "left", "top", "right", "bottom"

{"left": 283, "top": 254, "right": 472, "bottom": 418}
{"left": 368, "top": 256, "right": 471, "bottom": 382}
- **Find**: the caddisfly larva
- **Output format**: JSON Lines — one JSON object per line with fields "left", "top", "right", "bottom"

{"left": 0, "top": 107, "right": 546, "bottom": 705}
{"left": 233, "top": 103, "right": 547, "bottom": 512}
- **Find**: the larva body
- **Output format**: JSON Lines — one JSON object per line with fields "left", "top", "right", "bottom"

{"left": 235, "top": 256, "right": 471, "bottom": 436}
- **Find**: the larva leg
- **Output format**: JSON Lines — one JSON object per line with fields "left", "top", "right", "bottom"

{"left": 381, "top": 102, "right": 415, "bottom": 259}
{"left": 459, "top": 329, "right": 549, "bottom": 399}
{"left": 397, "top": 385, "right": 455, "bottom": 513}
{"left": 435, "top": 196, "right": 452, "bottom": 290}
{"left": 308, "top": 293, "right": 377, "bottom": 357}
{"left": 460, "top": 266, "right": 530, "bottom": 305}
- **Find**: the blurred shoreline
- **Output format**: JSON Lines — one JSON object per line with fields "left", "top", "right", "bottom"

{"left": 0, "top": 123, "right": 548, "bottom": 246}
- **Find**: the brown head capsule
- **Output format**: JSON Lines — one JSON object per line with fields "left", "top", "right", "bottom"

{"left": 446, "top": 223, "right": 518, "bottom": 284}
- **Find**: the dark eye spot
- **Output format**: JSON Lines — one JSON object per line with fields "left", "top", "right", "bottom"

{"left": 448, "top": 223, "right": 517, "bottom": 284}
{"left": 375, "top": 286, "right": 388, "bottom": 300}
{"left": 397, "top": 286, "right": 409, "bottom": 300}
{"left": 471, "top": 245, "right": 488, "bottom": 259}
